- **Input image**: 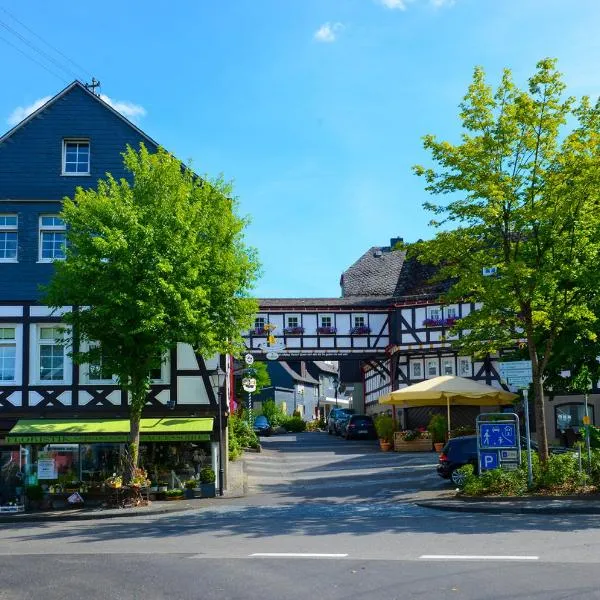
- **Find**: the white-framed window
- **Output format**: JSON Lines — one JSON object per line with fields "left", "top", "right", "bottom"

{"left": 287, "top": 315, "right": 300, "bottom": 328}
{"left": 411, "top": 361, "right": 422, "bottom": 379}
{"left": 0, "top": 327, "right": 17, "bottom": 382}
{"left": 0, "top": 215, "right": 18, "bottom": 261}
{"left": 320, "top": 315, "right": 333, "bottom": 328}
{"left": 38, "top": 326, "right": 66, "bottom": 382}
{"left": 442, "top": 358, "right": 454, "bottom": 376}
{"left": 254, "top": 317, "right": 266, "bottom": 331}
{"left": 428, "top": 307, "right": 441, "bottom": 320}
{"left": 39, "top": 215, "right": 66, "bottom": 261}
{"left": 426, "top": 358, "right": 438, "bottom": 377}
{"left": 62, "top": 139, "right": 90, "bottom": 175}
{"left": 446, "top": 307, "right": 457, "bottom": 319}
{"left": 353, "top": 315, "right": 366, "bottom": 328}
{"left": 87, "top": 343, "right": 114, "bottom": 382}
{"left": 458, "top": 357, "right": 471, "bottom": 377}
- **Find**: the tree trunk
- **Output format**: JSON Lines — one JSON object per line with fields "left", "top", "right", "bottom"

{"left": 533, "top": 374, "right": 549, "bottom": 462}
{"left": 126, "top": 387, "right": 145, "bottom": 484}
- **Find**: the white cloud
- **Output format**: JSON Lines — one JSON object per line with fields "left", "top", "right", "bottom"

{"left": 314, "top": 22, "right": 344, "bottom": 43}
{"left": 378, "top": 0, "right": 410, "bottom": 9}
{"left": 100, "top": 94, "right": 147, "bottom": 121}
{"left": 430, "top": 0, "right": 455, "bottom": 7}
{"left": 7, "top": 96, "right": 52, "bottom": 126}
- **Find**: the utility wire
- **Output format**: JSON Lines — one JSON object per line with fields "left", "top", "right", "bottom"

{"left": 0, "top": 17, "right": 82, "bottom": 81}
{"left": 0, "top": 32, "right": 67, "bottom": 83}
{"left": 0, "top": 6, "right": 92, "bottom": 81}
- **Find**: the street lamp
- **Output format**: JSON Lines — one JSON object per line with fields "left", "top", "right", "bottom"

{"left": 210, "top": 365, "right": 227, "bottom": 497}
{"left": 333, "top": 376, "right": 338, "bottom": 408}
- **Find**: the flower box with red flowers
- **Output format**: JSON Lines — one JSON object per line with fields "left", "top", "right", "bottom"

{"left": 283, "top": 326, "right": 305, "bottom": 335}
{"left": 350, "top": 326, "right": 371, "bottom": 335}
{"left": 422, "top": 318, "right": 457, "bottom": 327}
{"left": 317, "top": 326, "right": 337, "bottom": 335}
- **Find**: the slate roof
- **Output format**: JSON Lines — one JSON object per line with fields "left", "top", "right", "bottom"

{"left": 341, "top": 245, "right": 406, "bottom": 297}
{"left": 279, "top": 362, "right": 320, "bottom": 385}
{"left": 312, "top": 361, "right": 338, "bottom": 375}
{"left": 257, "top": 296, "right": 393, "bottom": 309}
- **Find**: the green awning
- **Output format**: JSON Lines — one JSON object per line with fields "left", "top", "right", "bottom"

{"left": 7, "top": 417, "right": 214, "bottom": 444}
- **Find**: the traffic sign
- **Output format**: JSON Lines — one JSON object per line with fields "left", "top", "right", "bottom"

{"left": 480, "top": 451, "right": 499, "bottom": 471}
{"left": 244, "top": 354, "right": 254, "bottom": 365}
{"left": 480, "top": 423, "right": 516, "bottom": 448}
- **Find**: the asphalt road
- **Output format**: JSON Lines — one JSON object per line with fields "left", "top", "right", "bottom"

{"left": 2, "top": 432, "right": 600, "bottom": 599}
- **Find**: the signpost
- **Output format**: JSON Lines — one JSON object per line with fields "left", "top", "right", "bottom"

{"left": 499, "top": 360, "right": 533, "bottom": 487}
{"left": 476, "top": 413, "right": 521, "bottom": 474}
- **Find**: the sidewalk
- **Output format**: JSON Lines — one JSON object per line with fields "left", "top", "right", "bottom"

{"left": 0, "top": 458, "right": 247, "bottom": 524}
{"left": 416, "top": 494, "right": 600, "bottom": 514}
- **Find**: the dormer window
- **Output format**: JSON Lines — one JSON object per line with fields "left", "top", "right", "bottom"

{"left": 62, "top": 139, "right": 90, "bottom": 175}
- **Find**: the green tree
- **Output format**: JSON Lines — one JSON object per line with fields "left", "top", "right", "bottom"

{"left": 44, "top": 144, "right": 260, "bottom": 479}
{"left": 414, "top": 59, "right": 600, "bottom": 461}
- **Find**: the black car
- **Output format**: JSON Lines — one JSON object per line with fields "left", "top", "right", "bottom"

{"left": 327, "top": 408, "right": 354, "bottom": 435}
{"left": 437, "top": 434, "right": 571, "bottom": 486}
{"left": 253, "top": 415, "right": 272, "bottom": 436}
{"left": 342, "top": 415, "right": 377, "bottom": 440}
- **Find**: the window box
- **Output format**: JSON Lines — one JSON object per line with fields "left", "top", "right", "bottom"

{"left": 250, "top": 327, "right": 265, "bottom": 335}
{"left": 350, "top": 326, "right": 371, "bottom": 335}
{"left": 283, "top": 326, "right": 304, "bottom": 335}
{"left": 317, "top": 326, "right": 337, "bottom": 335}
{"left": 422, "top": 318, "right": 458, "bottom": 327}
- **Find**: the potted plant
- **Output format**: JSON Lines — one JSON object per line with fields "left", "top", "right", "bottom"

{"left": 374, "top": 414, "right": 395, "bottom": 451}
{"left": 393, "top": 429, "right": 432, "bottom": 452}
{"left": 199, "top": 466, "right": 216, "bottom": 497}
{"left": 427, "top": 414, "right": 448, "bottom": 452}
{"left": 164, "top": 488, "right": 184, "bottom": 501}
{"left": 184, "top": 479, "right": 199, "bottom": 499}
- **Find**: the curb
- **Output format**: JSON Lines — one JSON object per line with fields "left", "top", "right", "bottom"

{"left": 415, "top": 500, "right": 600, "bottom": 515}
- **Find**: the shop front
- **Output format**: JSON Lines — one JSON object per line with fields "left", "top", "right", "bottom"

{"left": 1, "top": 417, "right": 216, "bottom": 510}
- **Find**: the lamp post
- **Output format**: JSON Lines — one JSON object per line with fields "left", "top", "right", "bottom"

{"left": 211, "top": 365, "right": 227, "bottom": 497}
{"left": 333, "top": 376, "right": 338, "bottom": 408}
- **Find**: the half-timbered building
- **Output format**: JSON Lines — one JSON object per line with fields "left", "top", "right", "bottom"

{"left": 0, "top": 81, "right": 228, "bottom": 503}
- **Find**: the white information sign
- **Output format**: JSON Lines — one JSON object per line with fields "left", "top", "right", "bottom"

{"left": 244, "top": 354, "right": 254, "bottom": 365}
{"left": 37, "top": 458, "right": 57, "bottom": 480}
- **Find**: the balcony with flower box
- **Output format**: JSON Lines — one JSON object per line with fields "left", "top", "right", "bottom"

{"left": 422, "top": 317, "right": 457, "bottom": 328}
{"left": 350, "top": 326, "right": 371, "bottom": 335}
{"left": 317, "top": 326, "right": 337, "bottom": 335}
{"left": 283, "top": 326, "right": 305, "bottom": 336}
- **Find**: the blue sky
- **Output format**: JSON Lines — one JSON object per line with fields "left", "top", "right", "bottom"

{"left": 2, "top": 0, "right": 600, "bottom": 298}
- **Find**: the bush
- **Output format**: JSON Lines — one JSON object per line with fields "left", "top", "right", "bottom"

{"left": 230, "top": 413, "right": 260, "bottom": 450}
{"left": 261, "top": 399, "right": 287, "bottom": 428}
{"left": 292, "top": 409, "right": 301, "bottom": 418}
{"left": 305, "top": 420, "right": 322, "bottom": 432}
{"left": 374, "top": 414, "right": 395, "bottom": 443}
{"left": 283, "top": 416, "right": 307, "bottom": 433}
{"left": 25, "top": 484, "right": 44, "bottom": 501}
{"left": 427, "top": 414, "right": 447, "bottom": 443}
{"left": 199, "top": 466, "right": 216, "bottom": 484}
{"left": 461, "top": 464, "right": 528, "bottom": 496}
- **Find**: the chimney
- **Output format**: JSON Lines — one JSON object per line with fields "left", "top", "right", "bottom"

{"left": 390, "top": 237, "right": 404, "bottom": 249}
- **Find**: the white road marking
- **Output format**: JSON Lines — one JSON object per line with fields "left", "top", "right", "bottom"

{"left": 250, "top": 553, "right": 348, "bottom": 558}
{"left": 420, "top": 555, "right": 539, "bottom": 561}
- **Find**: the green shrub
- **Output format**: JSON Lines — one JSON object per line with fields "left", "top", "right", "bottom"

{"left": 199, "top": 466, "right": 216, "bottom": 484}
{"left": 283, "top": 416, "right": 307, "bottom": 433}
{"left": 292, "top": 409, "right": 301, "bottom": 418}
{"left": 25, "top": 484, "right": 44, "bottom": 501}
{"left": 374, "top": 414, "right": 395, "bottom": 443}
{"left": 229, "top": 433, "right": 242, "bottom": 461}
{"left": 461, "top": 464, "right": 527, "bottom": 496}
{"left": 536, "top": 451, "right": 581, "bottom": 489}
{"left": 261, "top": 399, "right": 286, "bottom": 428}
{"left": 427, "top": 414, "right": 447, "bottom": 443}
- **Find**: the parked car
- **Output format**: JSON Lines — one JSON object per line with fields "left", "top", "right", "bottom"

{"left": 253, "top": 415, "right": 272, "bottom": 437}
{"left": 342, "top": 415, "right": 377, "bottom": 440}
{"left": 327, "top": 408, "right": 354, "bottom": 435}
{"left": 437, "top": 434, "right": 571, "bottom": 486}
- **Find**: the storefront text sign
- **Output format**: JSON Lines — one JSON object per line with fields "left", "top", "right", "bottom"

{"left": 37, "top": 458, "right": 57, "bottom": 480}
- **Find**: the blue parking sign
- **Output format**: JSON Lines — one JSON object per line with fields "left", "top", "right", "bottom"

{"left": 480, "top": 451, "right": 499, "bottom": 471}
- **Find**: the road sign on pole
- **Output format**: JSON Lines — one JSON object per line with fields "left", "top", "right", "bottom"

{"left": 476, "top": 413, "right": 521, "bottom": 473}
